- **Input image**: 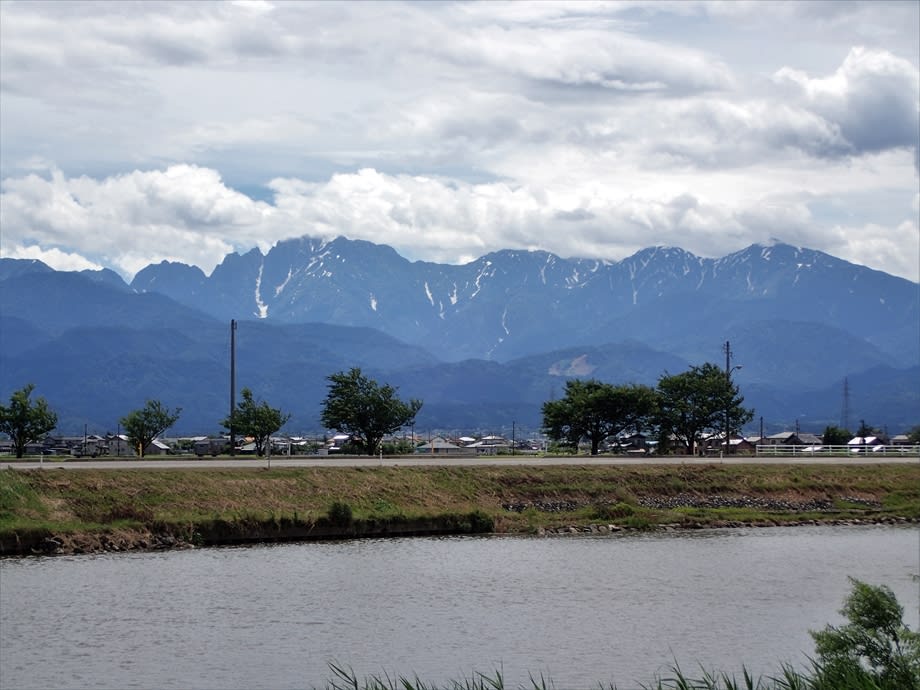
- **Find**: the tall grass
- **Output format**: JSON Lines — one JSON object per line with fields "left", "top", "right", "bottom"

{"left": 318, "top": 661, "right": 900, "bottom": 690}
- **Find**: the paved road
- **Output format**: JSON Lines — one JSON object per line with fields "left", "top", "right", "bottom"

{"left": 6, "top": 453, "right": 919, "bottom": 470}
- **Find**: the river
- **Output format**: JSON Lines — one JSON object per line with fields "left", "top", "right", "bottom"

{"left": 1, "top": 525, "right": 918, "bottom": 689}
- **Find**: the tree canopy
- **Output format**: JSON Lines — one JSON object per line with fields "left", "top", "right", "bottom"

{"left": 120, "top": 400, "right": 181, "bottom": 457}
{"left": 320, "top": 368, "right": 422, "bottom": 456}
{"left": 656, "top": 362, "right": 753, "bottom": 455}
{"left": 222, "top": 388, "right": 290, "bottom": 456}
{"left": 0, "top": 384, "right": 58, "bottom": 458}
{"left": 542, "top": 379, "right": 658, "bottom": 455}
{"left": 822, "top": 425, "right": 851, "bottom": 445}
{"left": 811, "top": 578, "right": 920, "bottom": 689}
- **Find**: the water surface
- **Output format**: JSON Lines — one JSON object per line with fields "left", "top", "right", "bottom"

{"left": 1, "top": 525, "right": 917, "bottom": 689}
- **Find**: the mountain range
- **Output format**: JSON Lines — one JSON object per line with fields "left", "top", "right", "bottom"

{"left": 1, "top": 236, "right": 917, "bottom": 437}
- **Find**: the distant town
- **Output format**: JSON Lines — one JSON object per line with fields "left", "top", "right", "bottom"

{"left": 6, "top": 429, "right": 918, "bottom": 459}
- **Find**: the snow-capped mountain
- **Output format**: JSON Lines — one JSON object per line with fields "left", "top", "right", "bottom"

{"left": 130, "top": 235, "right": 918, "bottom": 366}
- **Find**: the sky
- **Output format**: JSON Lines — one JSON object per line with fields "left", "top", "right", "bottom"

{"left": 1, "top": 0, "right": 918, "bottom": 282}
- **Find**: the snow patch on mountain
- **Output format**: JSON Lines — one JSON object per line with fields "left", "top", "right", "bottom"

{"left": 254, "top": 262, "right": 268, "bottom": 319}
{"left": 275, "top": 267, "right": 294, "bottom": 297}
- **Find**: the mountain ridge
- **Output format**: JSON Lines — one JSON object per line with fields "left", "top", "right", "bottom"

{"left": 125, "top": 236, "right": 918, "bottom": 364}
{"left": 1, "top": 236, "right": 917, "bottom": 435}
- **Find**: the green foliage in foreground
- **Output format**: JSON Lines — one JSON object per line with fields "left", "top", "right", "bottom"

{"left": 318, "top": 579, "right": 919, "bottom": 690}
{"left": 811, "top": 577, "right": 920, "bottom": 689}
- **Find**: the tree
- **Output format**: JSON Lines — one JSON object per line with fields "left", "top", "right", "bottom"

{"left": 0, "top": 384, "right": 58, "bottom": 458}
{"left": 656, "top": 363, "right": 753, "bottom": 455}
{"left": 908, "top": 425, "right": 920, "bottom": 444}
{"left": 542, "top": 380, "right": 658, "bottom": 456}
{"left": 120, "top": 400, "right": 181, "bottom": 457}
{"left": 811, "top": 578, "right": 920, "bottom": 689}
{"left": 320, "top": 368, "right": 422, "bottom": 456}
{"left": 222, "top": 388, "right": 290, "bottom": 457}
{"left": 822, "top": 425, "right": 851, "bottom": 445}
{"left": 856, "top": 419, "right": 876, "bottom": 438}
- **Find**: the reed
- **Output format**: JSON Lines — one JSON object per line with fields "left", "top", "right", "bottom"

{"left": 317, "top": 661, "right": 903, "bottom": 690}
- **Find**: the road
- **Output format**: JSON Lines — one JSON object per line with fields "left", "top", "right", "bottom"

{"left": 6, "top": 453, "right": 919, "bottom": 470}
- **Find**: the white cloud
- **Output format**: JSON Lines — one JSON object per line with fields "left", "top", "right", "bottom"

{"left": 828, "top": 220, "right": 920, "bottom": 282}
{"left": 0, "top": 244, "right": 103, "bottom": 273}
{"left": 3, "top": 163, "right": 917, "bottom": 282}
{"left": 773, "top": 47, "right": 919, "bottom": 158}
{"left": 0, "top": 165, "right": 267, "bottom": 277}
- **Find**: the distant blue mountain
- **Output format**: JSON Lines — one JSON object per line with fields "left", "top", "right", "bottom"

{"left": 1, "top": 236, "right": 917, "bottom": 436}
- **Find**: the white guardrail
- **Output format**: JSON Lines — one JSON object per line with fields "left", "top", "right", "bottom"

{"left": 756, "top": 444, "right": 920, "bottom": 457}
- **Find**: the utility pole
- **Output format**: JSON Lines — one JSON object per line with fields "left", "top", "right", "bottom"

{"left": 723, "top": 341, "right": 731, "bottom": 458}
{"left": 723, "top": 341, "right": 742, "bottom": 457}
{"left": 229, "top": 319, "right": 237, "bottom": 456}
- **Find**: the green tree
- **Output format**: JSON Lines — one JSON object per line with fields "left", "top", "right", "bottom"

{"left": 120, "top": 400, "right": 181, "bottom": 457}
{"left": 0, "top": 384, "right": 58, "bottom": 458}
{"left": 222, "top": 388, "right": 290, "bottom": 457}
{"left": 811, "top": 578, "right": 920, "bottom": 689}
{"left": 908, "top": 425, "right": 920, "bottom": 444}
{"left": 822, "top": 425, "right": 851, "bottom": 445}
{"left": 542, "top": 379, "right": 658, "bottom": 456}
{"left": 320, "top": 368, "right": 422, "bottom": 456}
{"left": 656, "top": 363, "right": 753, "bottom": 455}
{"left": 856, "top": 419, "right": 881, "bottom": 439}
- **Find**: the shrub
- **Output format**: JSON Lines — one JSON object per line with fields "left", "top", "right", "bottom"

{"left": 466, "top": 510, "right": 494, "bottom": 534}
{"left": 623, "top": 515, "right": 652, "bottom": 530}
{"left": 327, "top": 501, "right": 353, "bottom": 527}
{"left": 591, "top": 502, "right": 634, "bottom": 521}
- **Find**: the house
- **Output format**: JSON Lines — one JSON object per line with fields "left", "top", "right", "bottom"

{"left": 847, "top": 436, "right": 885, "bottom": 452}
{"left": 104, "top": 434, "right": 170, "bottom": 456}
{"left": 325, "top": 433, "right": 353, "bottom": 452}
{"left": 764, "top": 432, "right": 822, "bottom": 446}
{"left": 145, "top": 439, "right": 171, "bottom": 455}
{"left": 728, "top": 437, "right": 757, "bottom": 455}
{"left": 613, "top": 433, "right": 650, "bottom": 454}
{"left": 70, "top": 435, "right": 109, "bottom": 457}
{"left": 416, "top": 436, "right": 470, "bottom": 455}
{"left": 463, "top": 435, "right": 510, "bottom": 455}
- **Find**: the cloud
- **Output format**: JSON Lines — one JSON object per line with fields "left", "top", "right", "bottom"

{"left": 1, "top": 244, "right": 104, "bottom": 273}
{"left": 441, "top": 22, "right": 734, "bottom": 96}
{"left": 3, "top": 164, "right": 917, "bottom": 282}
{"left": 0, "top": 165, "right": 267, "bottom": 277}
{"left": 773, "top": 47, "right": 919, "bottom": 160}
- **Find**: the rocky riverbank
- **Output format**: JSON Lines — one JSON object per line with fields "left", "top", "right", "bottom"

{"left": 537, "top": 515, "right": 917, "bottom": 536}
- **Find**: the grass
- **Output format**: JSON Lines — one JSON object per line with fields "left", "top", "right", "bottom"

{"left": 318, "top": 661, "right": 898, "bottom": 690}
{"left": 1, "top": 463, "right": 918, "bottom": 551}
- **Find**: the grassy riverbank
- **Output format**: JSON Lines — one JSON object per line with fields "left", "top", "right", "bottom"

{"left": 2, "top": 463, "right": 919, "bottom": 554}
